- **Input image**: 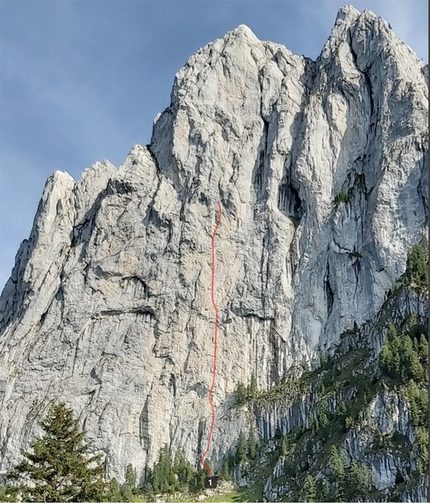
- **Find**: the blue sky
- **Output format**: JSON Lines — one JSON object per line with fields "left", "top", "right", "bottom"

{"left": 0, "top": 0, "right": 427, "bottom": 292}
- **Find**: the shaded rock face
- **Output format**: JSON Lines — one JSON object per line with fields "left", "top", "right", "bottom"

{"left": 0, "top": 5, "right": 427, "bottom": 482}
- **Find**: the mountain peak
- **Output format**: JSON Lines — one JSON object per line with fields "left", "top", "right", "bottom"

{"left": 335, "top": 4, "right": 361, "bottom": 23}
{"left": 230, "top": 24, "right": 256, "bottom": 38}
{"left": 0, "top": 6, "right": 427, "bottom": 500}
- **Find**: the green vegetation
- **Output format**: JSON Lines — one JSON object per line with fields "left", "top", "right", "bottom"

{"left": 380, "top": 323, "right": 427, "bottom": 383}
{"left": 354, "top": 173, "right": 367, "bottom": 193}
{"left": 333, "top": 189, "right": 353, "bottom": 207}
{"left": 233, "top": 374, "right": 258, "bottom": 405}
{"left": 140, "top": 244, "right": 428, "bottom": 502}
{"left": 9, "top": 403, "right": 109, "bottom": 502}
{"left": 233, "top": 370, "right": 313, "bottom": 410}
{"left": 140, "top": 427, "right": 260, "bottom": 499}
{"left": 385, "top": 239, "right": 429, "bottom": 299}
{"left": 349, "top": 460, "right": 373, "bottom": 498}
{"left": 403, "top": 239, "right": 428, "bottom": 290}
{"left": 304, "top": 474, "right": 316, "bottom": 502}
{"left": 142, "top": 446, "right": 207, "bottom": 497}
{"left": 333, "top": 172, "right": 368, "bottom": 210}
{"left": 0, "top": 484, "right": 16, "bottom": 503}
{"left": 241, "top": 280, "right": 427, "bottom": 502}
{"left": 3, "top": 242, "right": 428, "bottom": 503}
{"left": 106, "top": 464, "right": 144, "bottom": 502}
{"left": 378, "top": 315, "right": 428, "bottom": 474}
{"left": 248, "top": 427, "right": 258, "bottom": 460}
{"left": 236, "top": 432, "right": 248, "bottom": 468}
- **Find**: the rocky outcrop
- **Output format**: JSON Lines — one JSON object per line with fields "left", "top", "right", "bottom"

{"left": 0, "top": 4, "right": 427, "bottom": 488}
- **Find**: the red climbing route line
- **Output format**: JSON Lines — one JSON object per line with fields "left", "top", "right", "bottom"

{"left": 199, "top": 200, "right": 222, "bottom": 477}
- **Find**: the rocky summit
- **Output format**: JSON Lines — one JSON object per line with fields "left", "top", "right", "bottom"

{"left": 0, "top": 5, "right": 428, "bottom": 501}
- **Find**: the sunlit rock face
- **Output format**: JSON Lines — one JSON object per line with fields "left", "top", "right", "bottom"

{"left": 0, "top": 4, "right": 427, "bottom": 484}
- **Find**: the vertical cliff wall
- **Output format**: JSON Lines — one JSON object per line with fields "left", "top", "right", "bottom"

{"left": 0, "top": 5, "right": 427, "bottom": 486}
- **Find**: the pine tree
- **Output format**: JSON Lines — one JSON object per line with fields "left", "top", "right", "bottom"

{"left": 350, "top": 460, "right": 373, "bottom": 496}
{"left": 335, "top": 481, "right": 345, "bottom": 502}
{"left": 247, "top": 427, "right": 258, "bottom": 460}
{"left": 151, "top": 445, "right": 179, "bottom": 494}
{"left": 235, "top": 382, "right": 248, "bottom": 405}
{"left": 173, "top": 449, "right": 194, "bottom": 488}
{"left": 338, "top": 401, "right": 347, "bottom": 418}
{"left": 305, "top": 474, "right": 317, "bottom": 502}
{"left": 345, "top": 416, "right": 354, "bottom": 429}
{"left": 405, "top": 242, "right": 428, "bottom": 289}
{"left": 319, "top": 399, "right": 329, "bottom": 428}
{"left": 10, "top": 402, "right": 108, "bottom": 502}
{"left": 419, "top": 333, "right": 428, "bottom": 363}
{"left": 120, "top": 464, "right": 138, "bottom": 500}
{"left": 107, "top": 478, "right": 121, "bottom": 502}
{"left": 380, "top": 343, "right": 394, "bottom": 374}
{"left": 319, "top": 478, "right": 330, "bottom": 502}
{"left": 281, "top": 435, "right": 289, "bottom": 456}
{"left": 124, "top": 463, "right": 137, "bottom": 489}
{"left": 220, "top": 459, "right": 230, "bottom": 481}
{"left": 330, "top": 445, "right": 345, "bottom": 481}
{"left": 249, "top": 374, "right": 257, "bottom": 398}
{"left": 331, "top": 446, "right": 346, "bottom": 503}
{"left": 188, "top": 469, "right": 206, "bottom": 493}
{"left": 236, "top": 431, "right": 248, "bottom": 466}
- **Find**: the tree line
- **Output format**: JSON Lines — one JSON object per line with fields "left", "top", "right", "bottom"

{"left": 0, "top": 402, "right": 259, "bottom": 502}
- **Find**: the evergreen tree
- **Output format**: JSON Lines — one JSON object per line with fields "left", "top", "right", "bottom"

{"left": 330, "top": 444, "right": 345, "bottom": 500}
{"left": 249, "top": 374, "right": 257, "bottom": 397}
{"left": 404, "top": 242, "right": 428, "bottom": 289}
{"left": 319, "top": 478, "right": 330, "bottom": 502}
{"left": 319, "top": 399, "right": 329, "bottom": 428}
{"left": 235, "top": 382, "right": 248, "bottom": 405}
{"left": 419, "top": 333, "right": 428, "bottom": 362}
{"left": 173, "top": 449, "right": 194, "bottom": 488}
{"left": 330, "top": 445, "right": 344, "bottom": 478}
{"left": 281, "top": 435, "right": 290, "bottom": 456}
{"left": 247, "top": 427, "right": 258, "bottom": 460}
{"left": 380, "top": 343, "right": 394, "bottom": 374}
{"left": 120, "top": 464, "right": 138, "bottom": 500}
{"left": 220, "top": 459, "right": 230, "bottom": 481}
{"left": 236, "top": 431, "right": 248, "bottom": 466}
{"left": 142, "top": 468, "right": 154, "bottom": 500}
{"left": 124, "top": 463, "right": 137, "bottom": 489}
{"left": 150, "top": 445, "right": 179, "bottom": 494}
{"left": 345, "top": 416, "right": 354, "bottom": 429}
{"left": 335, "top": 481, "right": 345, "bottom": 502}
{"left": 416, "top": 427, "right": 429, "bottom": 474}
{"left": 10, "top": 402, "right": 108, "bottom": 502}
{"left": 319, "top": 412, "right": 329, "bottom": 428}
{"left": 413, "top": 336, "right": 420, "bottom": 354}
{"left": 188, "top": 469, "right": 206, "bottom": 493}
{"left": 107, "top": 478, "right": 121, "bottom": 502}
{"left": 305, "top": 474, "right": 317, "bottom": 502}
{"left": 350, "top": 460, "right": 373, "bottom": 496}
{"left": 338, "top": 401, "right": 347, "bottom": 418}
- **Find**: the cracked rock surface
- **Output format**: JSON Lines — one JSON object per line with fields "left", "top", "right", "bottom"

{"left": 0, "top": 5, "right": 427, "bottom": 482}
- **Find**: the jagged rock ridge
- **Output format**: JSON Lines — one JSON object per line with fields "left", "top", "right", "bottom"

{"left": 0, "top": 4, "right": 427, "bottom": 492}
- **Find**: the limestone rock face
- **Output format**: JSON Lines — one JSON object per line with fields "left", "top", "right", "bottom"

{"left": 0, "top": 5, "right": 427, "bottom": 483}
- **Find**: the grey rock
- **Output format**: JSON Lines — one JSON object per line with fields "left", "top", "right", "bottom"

{"left": 0, "top": 4, "right": 427, "bottom": 489}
